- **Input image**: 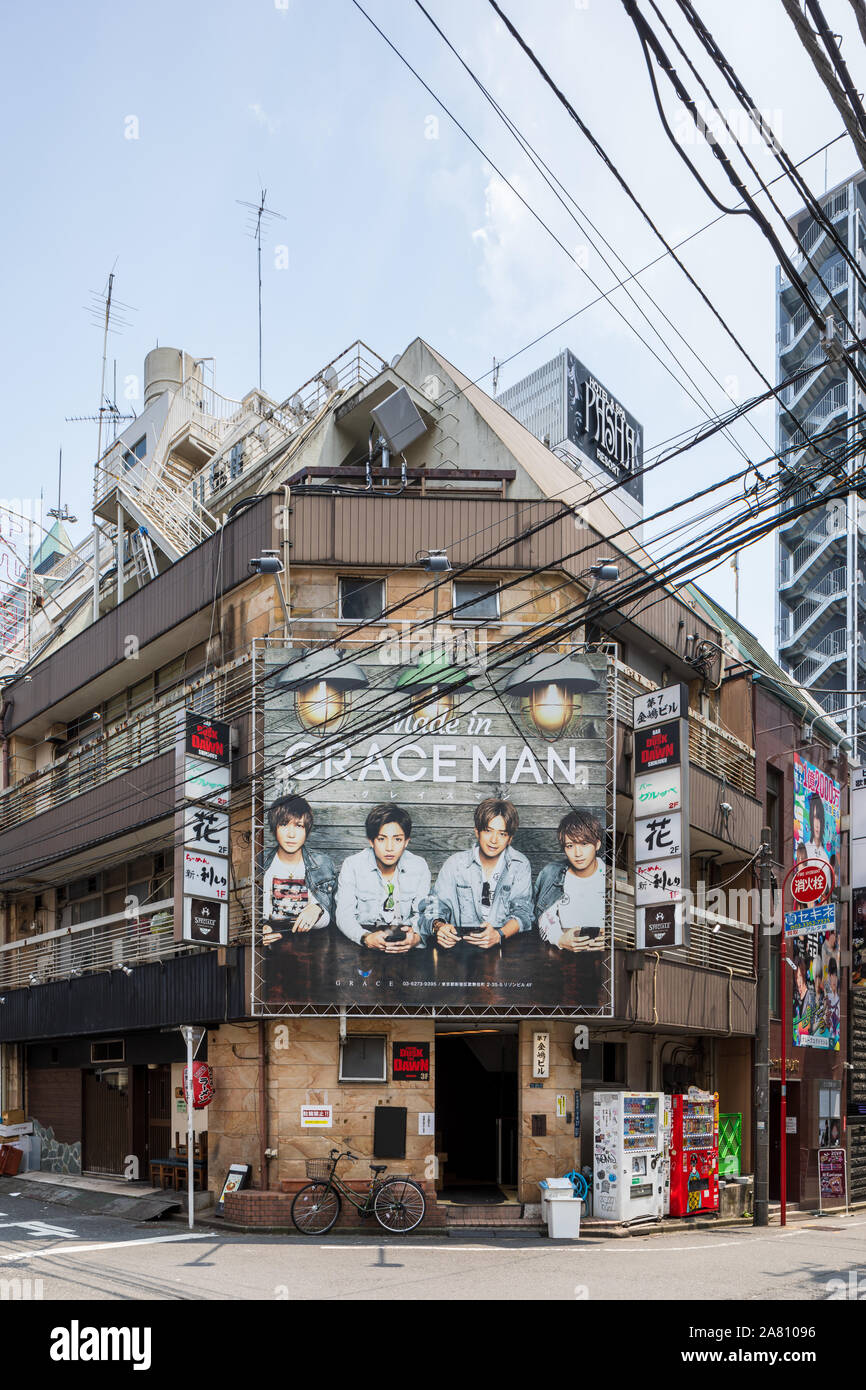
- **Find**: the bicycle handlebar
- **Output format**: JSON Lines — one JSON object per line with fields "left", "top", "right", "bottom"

{"left": 329, "top": 1148, "right": 358, "bottom": 1162}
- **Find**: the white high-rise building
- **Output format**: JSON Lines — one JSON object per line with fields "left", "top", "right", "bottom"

{"left": 775, "top": 175, "right": 866, "bottom": 752}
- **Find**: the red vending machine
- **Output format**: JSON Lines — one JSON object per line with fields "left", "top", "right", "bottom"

{"left": 669, "top": 1090, "right": 719, "bottom": 1217}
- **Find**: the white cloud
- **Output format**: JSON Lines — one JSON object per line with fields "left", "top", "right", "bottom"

{"left": 248, "top": 103, "right": 281, "bottom": 135}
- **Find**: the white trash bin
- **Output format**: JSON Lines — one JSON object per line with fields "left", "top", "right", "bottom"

{"left": 539, "top": 1179, "right": 582, "bottom": 1239}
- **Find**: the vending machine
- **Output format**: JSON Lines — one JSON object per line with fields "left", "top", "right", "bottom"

{"left": 662, "top": 1094, "right": 672, "bottom": 1217}
{"left": 593, "top": 1091, "right": 665, "bottom": 1222}
{"left": 669, "top": 1090, "right": 719, "bottom": 1217}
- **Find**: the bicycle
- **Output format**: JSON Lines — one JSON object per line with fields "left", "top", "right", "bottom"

{"left": 291, "top": 1148, "right": 426, "bottom": 1235}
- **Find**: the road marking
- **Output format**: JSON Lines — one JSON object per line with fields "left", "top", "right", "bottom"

{"left": 1, "top": 1232, "right": 210, "bottom": 1263}
{"left": 0, "top": 1220, "right": 76, "bottom": 1239}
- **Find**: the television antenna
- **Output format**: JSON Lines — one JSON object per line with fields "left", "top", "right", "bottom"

{"left": 237, "top": 188, "right": 285, "bottom": 390}
{"left": 47, "top": 448, "right": 78, "bottom": 526}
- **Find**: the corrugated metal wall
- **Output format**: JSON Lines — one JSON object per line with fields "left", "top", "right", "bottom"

{"left": 0, "top": 948, "right": 247, "bottom": 1043}
{"left": 0, "top": 751, "right": 175, "bottom": 877}
{"left": 5, "top": 496, "right": 277, "bottom": 732}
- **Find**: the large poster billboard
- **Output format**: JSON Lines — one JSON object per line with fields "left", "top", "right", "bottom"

{"left": 790, "top": 756, "right": 841, "bottom": 1051}
{"left": 793, "top": 755, "right": 840, "bottom": 874}
{"left": 253, "top": 643, "right": 614, "bottom": 1015}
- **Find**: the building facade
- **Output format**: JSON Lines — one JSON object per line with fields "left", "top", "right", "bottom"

{"left": 775, "top": 174, "right": 866, "bottom": 754}
{"left": 0, "top": 336, "right": 799, "bottom": 1220}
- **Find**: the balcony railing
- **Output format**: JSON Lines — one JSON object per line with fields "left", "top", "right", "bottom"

{"left": 612, "top": 885, "right": 754, "bottom": 977}
{"left": 780, "top": 508, "right": 846, "bottom": 583}
{"left": 0, "top": 899, "right": 192, "bottom": 991}
{"left": 614, "top": 662, "right": 756, "bottom": 796}
{"left": 792, "top": 627, "right": 848, "bottom": 685}
{"left": 781, "top": 566, "right": 847, "bottom": 643}
{"left": 0, "top": 655, "right": 252, "bottom": 836}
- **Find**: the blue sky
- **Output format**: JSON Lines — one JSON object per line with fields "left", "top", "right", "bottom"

{"left": 1, "top": 0, "right": 862, "bottom": 654}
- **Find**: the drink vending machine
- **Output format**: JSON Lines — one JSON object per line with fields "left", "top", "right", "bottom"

{"left": 593, "top": 1091, "right": 665, "bottom": 1221}
{"left": 669, "top": 1090, "right": 719, "bottom": 1217}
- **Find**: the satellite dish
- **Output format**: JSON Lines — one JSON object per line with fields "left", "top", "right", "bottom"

{"left": 390, "top": 354, "right": 401, "bottom": 368}
{"left": 257, "top": 421, "right": 268, "bottom": 443}
{"left": 321, "top": 365, "right": 339, "bottom": 393}
{"left": 290, "top": 394, "right": 306, "bottom": 419}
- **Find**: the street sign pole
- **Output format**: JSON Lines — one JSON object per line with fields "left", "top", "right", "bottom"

{"left": 754, "top": 828, "right": 771, "bottom": 1227}
{"left": 184, "top": 1025, "right": 194, "bottom": 1232}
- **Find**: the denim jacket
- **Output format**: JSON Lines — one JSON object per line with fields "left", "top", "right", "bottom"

{"left": 420, "top": 844, "right": 533, "bottom": 939}
{"left": 260, "top": 846, "right": 336, "bottom": 926}
{"left": 534, "top": 859, "right": 606, "bottom": 946}
{"left": 336, "top": 847, "right": 431, "bottom": 945}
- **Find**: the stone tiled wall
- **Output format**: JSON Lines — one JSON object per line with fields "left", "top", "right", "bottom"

{"left": 518, "top": 1021, "right": 582, "bottom": 1201}
{"left": 208, "top": 1018, "right": 436, "bottom": 1198}
{"left": 209, "top": 1017, "right": 582, "bottom": 1207}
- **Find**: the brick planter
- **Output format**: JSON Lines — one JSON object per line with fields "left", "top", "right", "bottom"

{"left": 224, "top": 1180, "right": 445, "bottom": 1229}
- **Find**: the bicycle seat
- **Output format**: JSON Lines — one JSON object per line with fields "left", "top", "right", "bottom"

{"left": 370, "top": 1164, "right": 387, "bottom": 1174}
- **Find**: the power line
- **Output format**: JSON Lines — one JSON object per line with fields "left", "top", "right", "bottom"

{"left": 485, "top": 0, "right": 842, "bottom": 467}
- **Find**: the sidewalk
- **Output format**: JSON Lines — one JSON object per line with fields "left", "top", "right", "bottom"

{"left": 0, "top": 1169, "right": 208, "bottom": 1222}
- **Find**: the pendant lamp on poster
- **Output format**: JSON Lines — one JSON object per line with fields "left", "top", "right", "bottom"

{"left": 502, "top": 652, "right": 598, "bottom": 740}
{"left": 275, "top": 648, "right": 369, "bottom": 734}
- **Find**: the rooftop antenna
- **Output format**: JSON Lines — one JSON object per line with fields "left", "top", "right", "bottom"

{"left": 81, "top": 270, "right": 136, "bottom": 622}
{"left": 47, "top": 449, "right": 78, "bottom": 527}
{"left": 492, "top": 357, "right": 500, "bottom": 394}
{"left": 237, "top": 188, "right": 285, "bottom": 390}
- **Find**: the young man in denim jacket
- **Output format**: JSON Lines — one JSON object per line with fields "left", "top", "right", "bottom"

{"left": 261, "top": 794, "right": 336, "bottom": 945}
{"left": 534, "top": 809, "right": 606, "bottom": 952}
{"left": 423, "top": 797, "right": 532, "bottom": 950}
{"left": 336, "top": 803, "right": 430, "bottom": 953}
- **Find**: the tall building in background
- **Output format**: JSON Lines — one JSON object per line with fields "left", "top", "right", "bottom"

{"left": 496, "top": 348, "right": 644, "bottom": 537}
{"left": 775, "top": 174, "right": 866, "bottom": 753}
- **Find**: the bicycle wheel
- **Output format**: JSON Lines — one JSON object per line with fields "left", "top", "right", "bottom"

{"left": 374, "top": 1178, "right": 426, "bottom": 1234}
{"left": 291, "top": 1183, "right": 341, "bottom": 1235}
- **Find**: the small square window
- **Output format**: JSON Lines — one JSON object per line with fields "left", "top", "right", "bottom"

{"left": 453, "top": 579, "right": 499, "bottom": 623}
{"left": 339, "top": 1034, "right": 387, "bottom": 1082}
{"left": 339, "top": 577, "right": 385, "bottom": 622}
{"left": 122, "top": 436, "right": 147, "bottom": 469}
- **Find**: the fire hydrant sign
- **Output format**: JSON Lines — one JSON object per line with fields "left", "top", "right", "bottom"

{"left": 791, "top": 861, "right": 833, "bottom": 905}
{"left": 301, "top": 1106, "right": 333, "bottom": 1128}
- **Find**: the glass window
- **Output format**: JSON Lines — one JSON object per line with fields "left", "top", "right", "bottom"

{"left": 818, "top": 1082, "right": 842, "bottom": 1147}
{"left": 339, "top": 1035, "right": 387, "bottom": 1082}
{"left": 339, "top": 577, "right": 385, "bottom": 622}
{"left": 453, "top": 579, "right": 499, "bottom": 622}
{"left": 122, "top": 437, "right": 147, "bottom": 469}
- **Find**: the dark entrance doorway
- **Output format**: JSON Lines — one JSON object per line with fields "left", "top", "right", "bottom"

{"left": 769, "top": 1079, "right": 801, "bottom": 1203}
{"left": 145, "top": 1064, "right": 172, "bottom": 1172}
{"left": 83, "top": 1068, "right": 130, "bottom": 1175}
{"left": 435, "top": 1030, "right": 518, "bottom": 1197}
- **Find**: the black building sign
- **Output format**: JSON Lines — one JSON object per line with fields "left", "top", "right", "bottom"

{"left": 185, "top": 715, "right": 231, "bottom": 765}
{"left": 566, "top": 351, "right": 643, "bottom": 502}
{"left": 642, "top": 903, "right": 679, "bottom": 947}
{"left": 634, "top": 721, "right": 680, "bottom": 773}
{"left": 392, "top": 1042, "right": 431, "bottom": 1081}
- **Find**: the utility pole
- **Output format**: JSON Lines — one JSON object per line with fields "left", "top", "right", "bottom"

{"left": 754, "top": 826, "right": 772, "bottom": 1227}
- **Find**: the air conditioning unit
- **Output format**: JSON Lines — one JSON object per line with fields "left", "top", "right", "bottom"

{"left": 46, "top": 724, "right": 66, "bottom": 744}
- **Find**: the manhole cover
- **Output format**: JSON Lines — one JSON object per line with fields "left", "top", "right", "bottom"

{"left": 803, "top": 1225, "right": 841, "bottom": 1231}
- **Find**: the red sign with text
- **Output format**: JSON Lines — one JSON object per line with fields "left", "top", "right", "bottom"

{"left": 791, "top": 861, "right": 833, "bottom": 905}
{"left": 392, "top": 1042, "right": 430, "bottom": 1081}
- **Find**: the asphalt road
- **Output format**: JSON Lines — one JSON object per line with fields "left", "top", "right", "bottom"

{"left": 0, "top": 1190, "right": 864, "bottom": 1302}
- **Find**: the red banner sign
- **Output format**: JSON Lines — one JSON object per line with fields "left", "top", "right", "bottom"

{"left": 183, "top": 1061, "right": 215, "bottom": 1109}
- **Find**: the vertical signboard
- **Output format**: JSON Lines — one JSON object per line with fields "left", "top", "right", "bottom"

{"left": 175, "top": 714, "right": 231, "bottom": 946}
{"left": 789, "top": 756, "right": 841, "bottom": 1050}
{"left": 852, "top": 767, "right": 866, "bottom": 989}
{"left": 633, "top": 686, "right": 690, "bottom": 949}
